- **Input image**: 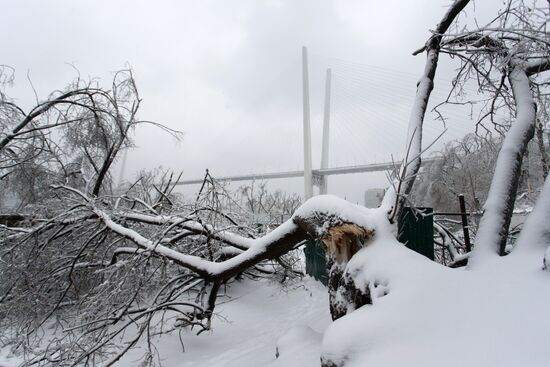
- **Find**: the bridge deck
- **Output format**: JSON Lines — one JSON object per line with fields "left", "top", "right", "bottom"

{"left": 175, "top": 158, "right": 437, "bottom": 185}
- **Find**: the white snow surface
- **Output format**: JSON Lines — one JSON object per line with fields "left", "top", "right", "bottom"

{"left": 0, "top": 279, "right": 330, "bottom": 367}
{"left": 293, "top": 194, "right": 392, "bottom": 234}
{"left": 119, "top": 278, "right": 331, "bottom": 367}
{"left": 292, "top": 195, "right": 550, "bottom": 367}
{"left": 322, "top": 236, "right": 550, "bottom": 367}
{"left": 2, "top": 244, "right": 549, "bottom": 367}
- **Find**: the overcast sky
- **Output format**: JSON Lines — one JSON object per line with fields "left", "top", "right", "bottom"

{"left": 2, "top": 0, "right": 494, "bottom": 203}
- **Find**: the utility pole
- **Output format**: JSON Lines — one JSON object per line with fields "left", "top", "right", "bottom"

{"left": 320, "top": 68, "right": 332, "bottom": 195}
{"left": 302, "top": 46, "right": 313, "bottom": 200}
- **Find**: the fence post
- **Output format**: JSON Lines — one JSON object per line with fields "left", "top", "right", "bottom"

{"left": 458, "top": 194, "right": 472, "bottom": 252}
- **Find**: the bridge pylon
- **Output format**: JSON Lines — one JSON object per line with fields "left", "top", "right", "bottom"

{"left": 302, "top": 46, "right": 313, "bottom": 199}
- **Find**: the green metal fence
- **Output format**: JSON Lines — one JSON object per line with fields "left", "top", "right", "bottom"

{"left": 303, "top": 240, "right": 328, "bottom": 285}
{"left": 397, "top": 207, "right": 434, "bottom": 260}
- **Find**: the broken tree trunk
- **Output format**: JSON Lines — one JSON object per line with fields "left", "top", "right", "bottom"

{"left": 321, "top": 224, "right": 375, "bottom": 321}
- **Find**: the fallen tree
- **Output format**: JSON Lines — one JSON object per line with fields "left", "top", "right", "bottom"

{"left": 2, "top": 0, "right": 550, "bottom": 366}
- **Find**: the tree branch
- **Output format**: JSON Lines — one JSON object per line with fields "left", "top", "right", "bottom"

{"left": 470, "top": 64, "right": 536, "bottom": 263}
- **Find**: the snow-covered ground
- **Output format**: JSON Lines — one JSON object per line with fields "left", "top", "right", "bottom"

{"left": 2, "top": 251, "right": 549, "bottom": 367}
{"left": 118, "top": 278, "right": 331, "bottom": 367}
{"left": 2, "top": 190, "right": 548, "bottom": 367}
{"left": 0, "top": 278, "right": 330, "bottom": 367}
{"left": 321, "top": 238, "right": 550, "bottom": 367}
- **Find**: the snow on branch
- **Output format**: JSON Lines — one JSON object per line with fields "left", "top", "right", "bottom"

{"left": 526, "top": 58, "right": 550, "bottom": 76}
{"left": 92, "top": 204, "right": 307, "bottom": 281}
{"left": 514, "top": 173, "right": 550, "bottom": 261}
{"left": 121, "top": 212, "right": 254, "bottom": 250}
{"left": 470, "top": 65, "right": 536, "bottom": 264}
{"left": 385, "top": 0, "right": 472, "bottom": 222}
{"left": 83, "top": 192, "right": 386, "bottom": 286}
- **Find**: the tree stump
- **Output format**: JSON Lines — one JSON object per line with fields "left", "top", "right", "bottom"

{"left": 320, "top": 224, "right": 374, "bottom": 321}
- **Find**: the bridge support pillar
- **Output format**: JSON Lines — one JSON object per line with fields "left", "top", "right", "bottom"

{"left": 302, "top": 46, "right": 313, "bottom": 199}
{"left": 319, "top": 68, "right": 332, "bottom": 195}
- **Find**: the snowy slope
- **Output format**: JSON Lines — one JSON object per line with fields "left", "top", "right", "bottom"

{"left": 118, "top": 278, "right": 331, "bottom": 367}
{"left": 322, "top": 238, "right": 550, "bottom": 367}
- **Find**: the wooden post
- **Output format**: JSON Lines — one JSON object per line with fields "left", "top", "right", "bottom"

{"left": 458, "top": 194, "right": 472, "bottom": 252}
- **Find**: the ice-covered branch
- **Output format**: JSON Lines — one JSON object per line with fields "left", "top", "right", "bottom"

{"left": 385, "top": 0, "right": 471, "bottom": 222}
{"left": 513, "top": 173, "right": 550, "bottom": 262}
{"left": 93, "top": 206, "right": 308, "bottom": 281}
{"left": 122, "top": 212, "right": 254, "bottom": 250}
{"left": 526, "top": 58, "right": 550, "bottom": 76}
{"left": 470, "top": 65, "right": 536, "bottom": 264}
{"left": 433, "top": 222, "right": 469, "bottom": 266}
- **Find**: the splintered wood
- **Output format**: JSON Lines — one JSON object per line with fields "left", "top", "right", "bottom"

{"left": 321, "top": 224, "right": 374, "bottom": 263}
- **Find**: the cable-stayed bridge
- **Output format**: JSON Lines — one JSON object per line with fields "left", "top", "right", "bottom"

{"left": 176, "top": 161, "right": 398, "bottom": 185}
{"left": 177, "top": 47, "right": 474, "bottom": 199}
{"left": 176, "top": 159, "right": 437, "bottom": 185}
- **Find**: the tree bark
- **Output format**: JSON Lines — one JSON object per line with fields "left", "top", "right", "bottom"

{"left": 536, "top": 119, "right": 548, "bottom": 179}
